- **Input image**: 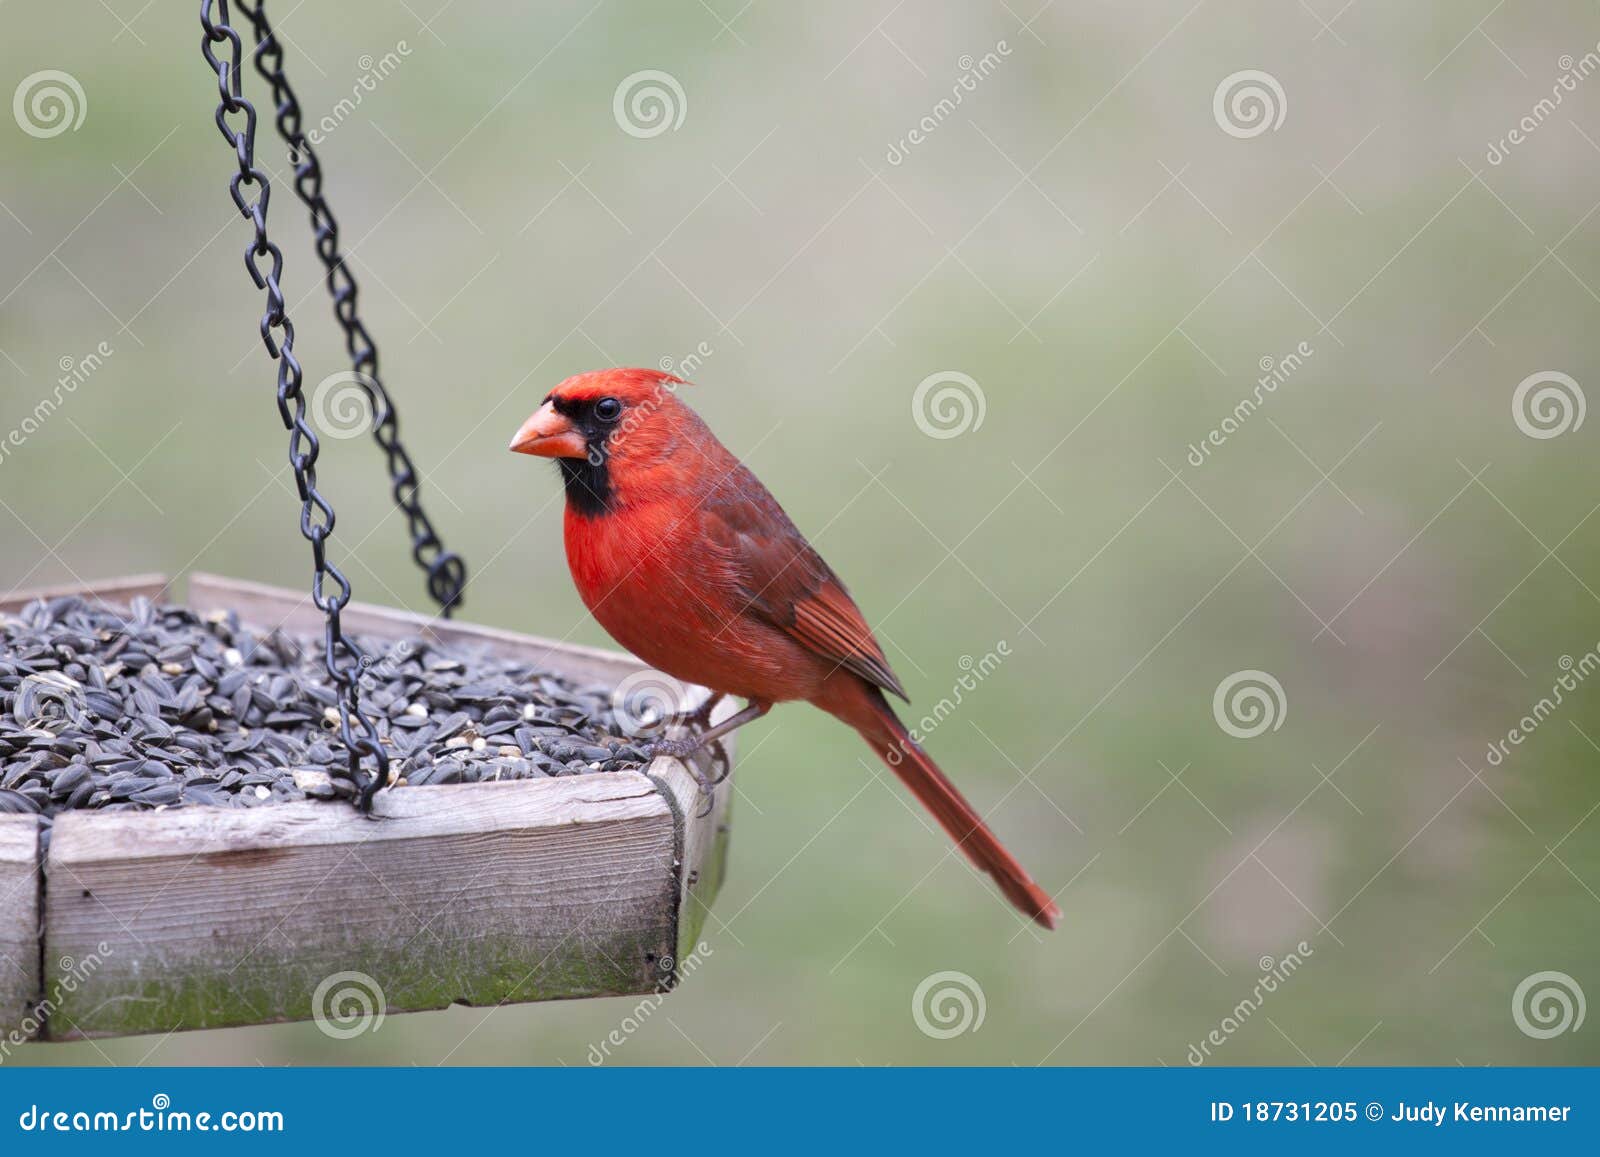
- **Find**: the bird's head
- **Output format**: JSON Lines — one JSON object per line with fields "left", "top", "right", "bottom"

{"left": 509, "top": 367, "right": 694, "bottom": 514}
{"left": 509, "top": 366, "right": 690, "bottom": 462}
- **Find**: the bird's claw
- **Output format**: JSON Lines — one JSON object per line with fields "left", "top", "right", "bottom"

{"left": 689, "top": 755, "right": 723, "bottom": 817}
{"left": 646, "top": 733, "right": 730, "bottom": 818}
{"left": 690, "top": 740, "right": 733, "bottom": 816}
{"left": 702, "top": 739, "right": 733, "bottom": 787}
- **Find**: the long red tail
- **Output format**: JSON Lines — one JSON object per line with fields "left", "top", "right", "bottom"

{"left": 821, "top": 680, "right": 1061, "bottom": 929}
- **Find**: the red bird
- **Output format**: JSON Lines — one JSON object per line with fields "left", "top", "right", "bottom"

{"left": 510, "top": 368, "right": 1060, "bottom": 929}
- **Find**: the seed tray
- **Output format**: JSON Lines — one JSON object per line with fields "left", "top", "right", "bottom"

{"left": 0, "top": 573, "right": 733, "bottom": 1042}
{"left": 1, "top": 581, "right": 655, "bottom": 817}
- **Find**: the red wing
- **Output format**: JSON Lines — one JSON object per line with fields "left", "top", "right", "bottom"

{"left": 702, "top": 466, "right": 908, "bottom": 701}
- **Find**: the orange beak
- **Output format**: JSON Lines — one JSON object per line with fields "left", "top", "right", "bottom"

{"left": 509, "top": 401, "right": 587, "bottom": 459}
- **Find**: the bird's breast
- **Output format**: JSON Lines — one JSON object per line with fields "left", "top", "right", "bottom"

{"left": 560, "top": 501, "right": 817, "bottom": 701}
{"left": 563, "top": 501, "right": 689, "bottom": 607}
{"left": 564, "top": 503, "right": 718, "bottom": 659}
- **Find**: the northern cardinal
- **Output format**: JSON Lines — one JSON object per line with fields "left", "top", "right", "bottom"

{"left": 510, "top": 368, "right": 1060, "bottom": 928}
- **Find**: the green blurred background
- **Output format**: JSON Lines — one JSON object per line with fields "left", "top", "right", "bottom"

{"left": 3, "top": 0, "right": 1599, "bottom": 1065}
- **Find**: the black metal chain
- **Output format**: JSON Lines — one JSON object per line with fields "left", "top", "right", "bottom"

{"left": 236, "top": 0, "right": 467, "bottom": 618}
{"left": 200, "top": 0, "right": 389, "bottom": 808}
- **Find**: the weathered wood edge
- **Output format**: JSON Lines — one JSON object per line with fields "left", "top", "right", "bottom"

{"left": 0, "top": 815, "right": 41, "bottom": 1046}
{"left": 42, "top": 777, "right": 680, "bottom": 1039}
{"left": 0, "top": 573, "right": 171, "bottom": 615}
{"left": 646, "top": 700, "right": 737, "bottom": 984}
{"left": 49, "top": 772, "right": 670, "bottom": 863}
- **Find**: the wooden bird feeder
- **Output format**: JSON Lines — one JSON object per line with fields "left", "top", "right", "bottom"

{"left": 0, "top": 573, "right": 733, "bottom": 1042}
{"left": 2, "top": 3, "right": 740, "bottom": 1043}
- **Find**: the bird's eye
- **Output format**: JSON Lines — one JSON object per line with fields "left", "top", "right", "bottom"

{"left": 594, "top": 396, "right": 623, "bottom": 422}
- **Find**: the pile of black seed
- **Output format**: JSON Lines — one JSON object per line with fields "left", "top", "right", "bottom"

{"left": 0, "top": 594, "right": 650, "bottom": 818}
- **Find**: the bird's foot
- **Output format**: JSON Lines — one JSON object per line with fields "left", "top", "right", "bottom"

{"left": 649, "top": 696, "right": 762, "bottom": 816}
{"left": 646, "top": 733, "right": 730, "bottom": 817}
{"left": 646, "top": 734, "right": 702, "bottom": 762}
{"left": 688, "top": 740, "right": 732, "bottom": 817}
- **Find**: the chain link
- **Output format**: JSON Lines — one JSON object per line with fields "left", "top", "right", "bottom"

{"left": 200, "top": 0, "right": 389, "bottom": 808}
{"left": 236, "top": 0, "right": 467, "bottom": 617}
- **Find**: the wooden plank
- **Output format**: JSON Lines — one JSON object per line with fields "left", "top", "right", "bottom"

{"left": 188, "top": 572, "right": 643, "bottom": 686}
{"left": 0, "top": 815, "right": 40, "bottom": 1044}
{"left": 42, "top": 776, "right": 681, "bottom": 1039}
{"left": 648, "top": 697, "right": 738, "bottom": 979}
{"left": 0, "top": 573, "right": 169, "bottom": 615}
{"left": 650, "top": 764, "right": 733, "bottom": 979}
